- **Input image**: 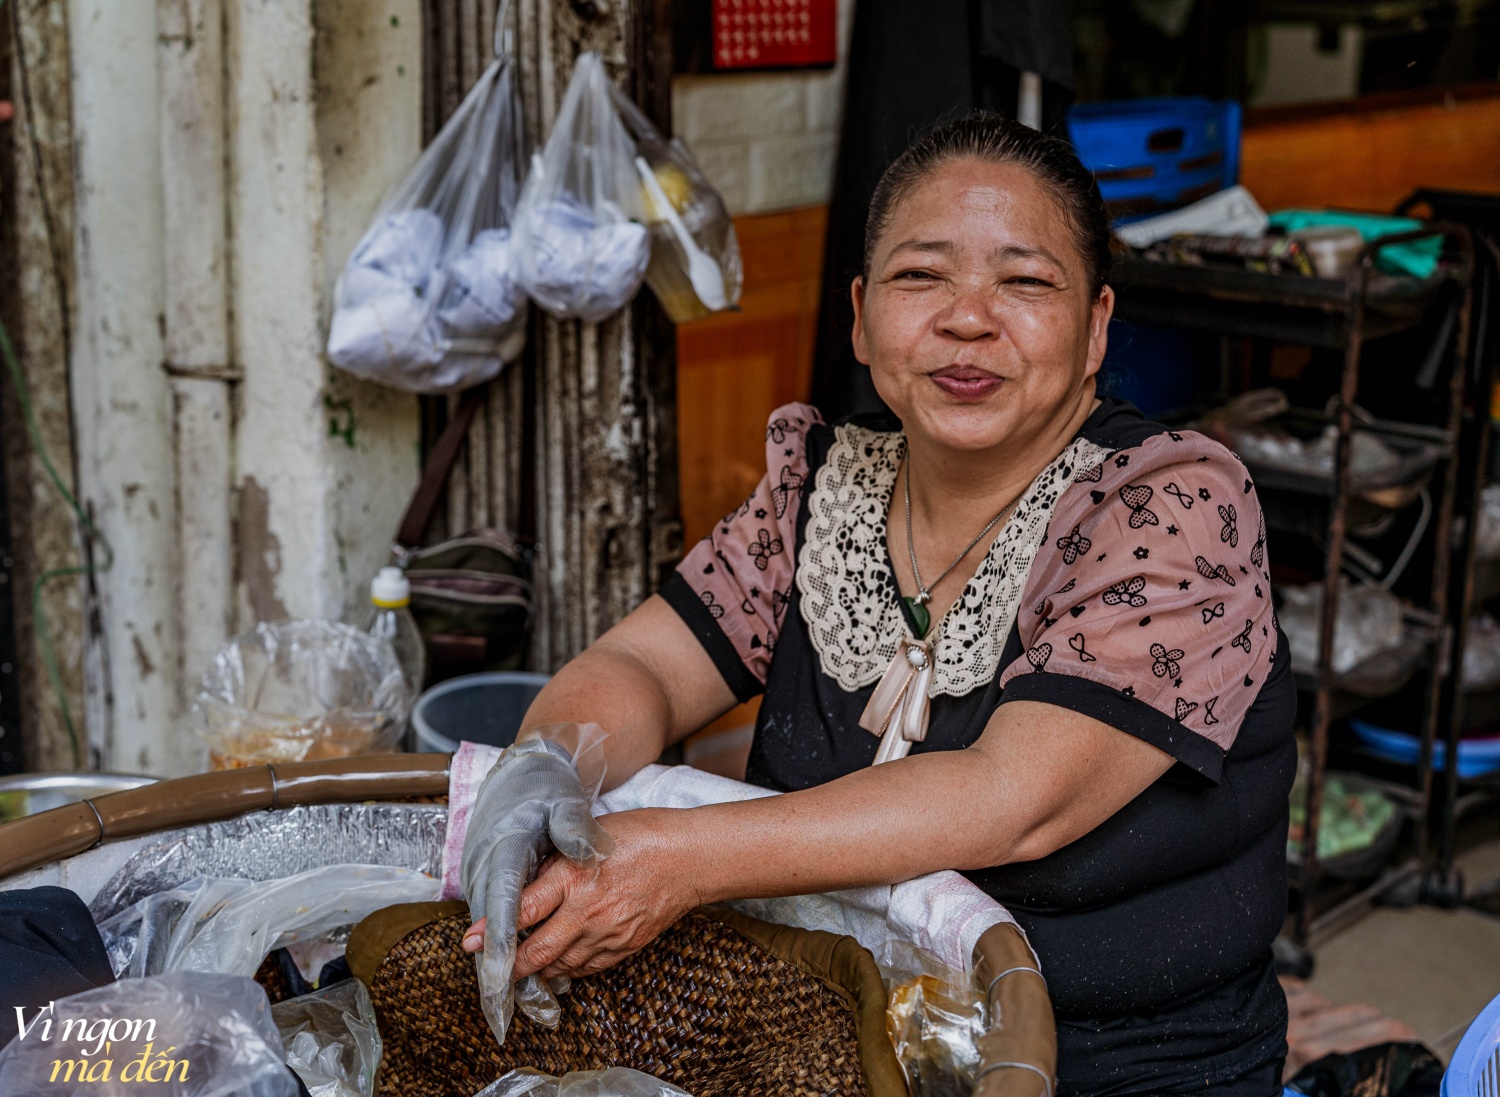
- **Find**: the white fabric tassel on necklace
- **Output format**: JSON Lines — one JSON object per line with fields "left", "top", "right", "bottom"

{"left": 859, "top": 636, "right": 935, "bottom": 764}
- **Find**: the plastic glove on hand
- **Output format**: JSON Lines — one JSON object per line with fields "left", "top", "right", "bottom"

{"left": 460, "top": 728, "right": 613, "bottom": 1046}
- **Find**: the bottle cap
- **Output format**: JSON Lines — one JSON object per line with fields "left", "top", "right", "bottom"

{"left": 370, "top": 566, "right": 411, "bottom": 608}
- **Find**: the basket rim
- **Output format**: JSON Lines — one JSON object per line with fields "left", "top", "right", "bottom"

{"left": 0, "top": 752, "right": 451, "bottom": 881}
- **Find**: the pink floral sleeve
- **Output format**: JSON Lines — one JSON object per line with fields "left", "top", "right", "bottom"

{"left": 662, "top": 403, "right": 822, "bottom": 699}
{"left": 1000, "top": 430, "right": 1275, "bottom": 781}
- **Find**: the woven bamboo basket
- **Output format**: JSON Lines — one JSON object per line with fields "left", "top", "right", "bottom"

{"left": 0, "top": 755, "right": 1056, "bottom": 1097}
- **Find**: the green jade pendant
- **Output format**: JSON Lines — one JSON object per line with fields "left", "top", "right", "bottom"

{"left": 905, "top": 596, "right": 932, "bottom": 638}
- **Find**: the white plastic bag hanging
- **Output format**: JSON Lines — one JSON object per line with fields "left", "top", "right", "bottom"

{"left": 608, "top": 86, "right": 742, "bottom": 323}
{"left": 511, "top": 53, "right": 651, "bottom": 322}
{"left": 327, "top": 8, "right": 527, "bottom": 393}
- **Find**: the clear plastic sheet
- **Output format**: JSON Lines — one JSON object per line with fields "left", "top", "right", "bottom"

{"left": 460, "top": 724, "right": 613, "bottom": 1046}
{"left": 1279, "top": 580, "right": 1404, "bottom": 676}
{"left": 87, "top": 803, "right": 446, "bottom": 921}
{"left": 0, "top": 972, "right": 297, "bottom": 1097}
{"left": 511, "top": 53, "right": 650, "bottom": 321}
{"left": 273, "top": 980, "right": 382, "bottom": 1097}
{"left": 192, "top": 620, "right": 409, "bottom": 769}
{"left": 607, "top": 85, "right": 740, "bottom": 323}
{"left": 474, "top": 1067, "right": 692, "bottom": 1097}
{"left": 97, "top": 865, "right": 440, "bottom": 979}
{"left": 879, "top": 944, "right": 986, "bottom": 1097}
{"left": 327, "top": 38, "right": 527, "bottom": 393}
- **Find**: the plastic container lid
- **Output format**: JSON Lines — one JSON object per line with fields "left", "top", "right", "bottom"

{"left": 371, "top": 566, "right": 411, "bottom": 608}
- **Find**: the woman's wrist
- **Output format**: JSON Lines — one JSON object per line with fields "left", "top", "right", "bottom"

{"left": 632, "top": 806, "right": 722, "bottom": 910}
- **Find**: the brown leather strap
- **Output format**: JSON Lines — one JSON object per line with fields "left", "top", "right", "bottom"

{"left": 397, "top": 385, "right": 488, "bottom": 550}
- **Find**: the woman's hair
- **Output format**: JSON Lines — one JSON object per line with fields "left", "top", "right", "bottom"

{"left": 863, "top": 112, "right": 1112, "bottom": 297}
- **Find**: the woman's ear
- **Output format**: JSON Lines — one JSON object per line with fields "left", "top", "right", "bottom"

{"left": 1083, "top": 285, "right": 1115, "bottom": 379}
{"left": 850, "top": 276, "right": 870, "bottom": 365}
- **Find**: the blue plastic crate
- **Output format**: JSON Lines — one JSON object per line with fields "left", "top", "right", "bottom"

{"left": 1066, "top": 97, "right": 1241, "bottom": 224}
{"left": 1442, "top": 990, "right": 1500, "bottom": 1096}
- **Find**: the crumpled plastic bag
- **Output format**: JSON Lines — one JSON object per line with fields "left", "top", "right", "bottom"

{"left": 878, "top": 943, "right": 986, "bottom": 1097}
{"left": 191, "top": 619, "right": 408, "bottom": 769}
{"left": 474, "top": 1067, "right": 692, "bottom": 1097}
{"left": 0, "top": 971, "right": 297, "bottom": 1097}
{"left": 511, "top": 53, "right": 651, "bottom": 321}
{"left": 460, "top": 724, "right": 612, "bottom": 1046}
{"left": 97, "top": 865, "right": 440, "bottom": 979}
{"left": 1279, "top": 581, "right": 1404, "bottom": 676}
{"left": 272, "top": 980, "right": 381, "bottom": 1097}
{"left": 327, "top": 42, "right": 527, "bottom": 393}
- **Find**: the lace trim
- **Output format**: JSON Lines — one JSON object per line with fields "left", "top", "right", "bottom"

{"left": 796, "top": 425, "right": 1109, "bottom": 697}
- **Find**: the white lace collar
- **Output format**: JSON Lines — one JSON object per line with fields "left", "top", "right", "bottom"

{"left": 795, "top": 424, "right": 1109, "bottom": 698}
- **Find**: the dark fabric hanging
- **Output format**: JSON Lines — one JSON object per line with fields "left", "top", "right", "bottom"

{"left": 810, "top": 0, "right": 1074, "bottom": 421}
{"left": 0, "top": 886, "right": 115, "bottom": 1047}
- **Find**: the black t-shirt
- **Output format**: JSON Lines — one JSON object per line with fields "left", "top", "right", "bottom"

{"left": 662, "top": 399, "right": 1296, "bottom": 1097}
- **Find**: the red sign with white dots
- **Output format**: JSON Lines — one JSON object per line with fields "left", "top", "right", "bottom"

{"left": 711, "top": 0, "right": 837, "bottom": 70}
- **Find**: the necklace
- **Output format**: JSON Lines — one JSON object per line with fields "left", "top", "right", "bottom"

{"left": 902, "top": 455, "right": 1021, "bottom": 637}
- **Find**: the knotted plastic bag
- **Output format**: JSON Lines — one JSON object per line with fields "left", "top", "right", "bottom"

{"left": 608, "top": 85, "right": 741, "bottom": 323}
{"left": 0, "top": 972, "right": 297, "bottom": 1097}
{"left": 191, "top": 619, "right": 409, "bottom": 769}
{"left": 511, "top": 53, "right": 651, "bottom": 322}
{"left": 327, "top": 26, "right": 527, "bottom": 393}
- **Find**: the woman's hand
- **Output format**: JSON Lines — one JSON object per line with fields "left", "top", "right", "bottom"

{"left": 472, "top": 808, "right": 705, "bottom": 982}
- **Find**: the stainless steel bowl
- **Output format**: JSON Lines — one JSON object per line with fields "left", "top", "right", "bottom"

{"left": 0, "top": 772, "right": 159, "bottom": 820}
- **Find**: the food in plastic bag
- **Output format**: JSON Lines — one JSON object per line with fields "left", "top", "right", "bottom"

{"left": 192, "top": 619, "right": 408, "bottom": 769}
{"left": 460, "top": 724, "right": 612, "bottom": 1046}
{"left": 327, "top": 43, "right": 527, "bottom": 393}
{"left": 607, "top": 85, "right": 741, "bottom": 323}
{"left": 0, "top": 971, "right": 297, "bottom": 1097}
{"left": 273, "top": 980, "right": 381, "bottom": 1097}
{"left": 474, "top": 1067, "right": 691, "bottom": 1097}
{"left": 98, "top": 865, "right": 440, "bottom": 979}
{"left": 878, "top": 943, "right": 985, "bottom": 1097}
{"left": 511, "top": 53, "right": 651, "bottom": 322}
{"left": 1288, "top": 772, "right": 1398, "bottom": 862}
{"left": 1279, "top": 581, "right": 1404, "bottom": 676}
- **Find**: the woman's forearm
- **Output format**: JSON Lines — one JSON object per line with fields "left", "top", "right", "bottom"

{"left": 670, "top": 699, "right": 1174, "bottom": 903}
{"left": 520, "top": 642, "right": 679, "bottom": 789}
{"left": 516, "top": 595, "right": 742, "bottom": 790}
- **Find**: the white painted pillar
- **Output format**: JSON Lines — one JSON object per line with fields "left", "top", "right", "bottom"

{"left": 158, "top": 0, "right": 236, "bottom": 724}
{"left": 56, "top": 0, "right": 420, "bottom": 775}
{"left": 226, "top": 0, "right": 422, "bottom": 628}
{"left": 66, "top": 0, "right": 179, "bottom": 772}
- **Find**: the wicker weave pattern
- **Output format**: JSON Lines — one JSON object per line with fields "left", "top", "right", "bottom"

{"left": 369, "top": 911, "right": 870, "bottom": 1097}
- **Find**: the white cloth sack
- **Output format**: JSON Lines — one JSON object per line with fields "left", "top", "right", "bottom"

{"left": 441, "top": 743, "right": 1021, "bottom": 975}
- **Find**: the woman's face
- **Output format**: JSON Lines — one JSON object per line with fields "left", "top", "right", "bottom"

{"left": 852, "top": 157, "right": 1113, "bottom": 455}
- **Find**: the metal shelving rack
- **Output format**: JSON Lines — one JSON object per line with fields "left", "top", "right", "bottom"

{"left": 1111, "top": 223, "right": 1477, "bottom": 955}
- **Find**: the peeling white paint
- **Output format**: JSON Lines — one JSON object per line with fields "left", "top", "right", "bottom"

{"left": 67, "top": 0, "right": 178, "bottom": 771}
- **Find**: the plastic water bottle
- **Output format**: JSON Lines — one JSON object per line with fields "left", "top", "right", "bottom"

{"left": 363, "top": 566, "right": 427, "bottom": 701}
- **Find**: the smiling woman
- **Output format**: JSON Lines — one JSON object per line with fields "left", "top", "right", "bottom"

{"left": 461, "top": 113, "right": 1297, "bottom": 1097}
